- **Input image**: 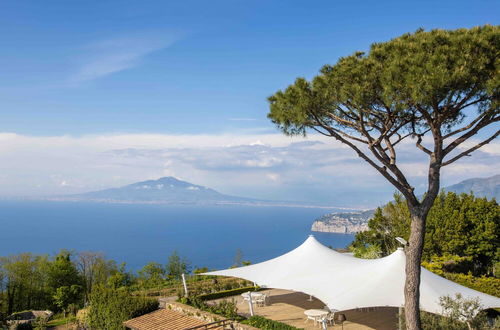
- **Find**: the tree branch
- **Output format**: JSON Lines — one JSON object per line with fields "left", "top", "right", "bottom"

{"left": 330, "top": 127, "right": 370, "bottom": 144}
{"left": 442, "top": 129, "right": 500, "bottom": 166}
{"left": 415, "top": 134, "right": 432, "bottom": 155}
{"left": 383, "top": 136, "right": 397, "bottom": 165}
{"left": 325, "top": 112, "right": 358, "bottom": 129}
{"left": 443, "top": 109, "right": 492, "bottom": 139}
{"left": 443, "top": 114, "right": 500, "bottom": 156}
{"left": 308, "top": 110, "right": 418, "bottom": 204}
{"left": 389, "top": 132, "right": 412, "bottom": 149}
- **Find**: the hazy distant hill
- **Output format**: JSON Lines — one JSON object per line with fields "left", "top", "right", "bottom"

{"left": 68, "top": 177, "right": 256, "bottom": 204}
{"left": 312, "top": 174, "right": 499, "bottom": 233}
{"left": 444, "top": 174, "right": 500, "bottom": 200}
{"left": 58, "top": 177, "right": 347, "bottom": 209}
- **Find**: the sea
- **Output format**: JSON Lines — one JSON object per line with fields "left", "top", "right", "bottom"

{"left": 0, "top": 201, "right": 355, "bottom": 271}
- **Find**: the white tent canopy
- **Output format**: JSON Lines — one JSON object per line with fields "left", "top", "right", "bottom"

{"left": 204, "top": 235, "right": 500, "bottom": 315}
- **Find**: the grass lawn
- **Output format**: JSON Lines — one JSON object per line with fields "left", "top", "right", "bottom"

{"left": 46, "top": 316, "right": 76, "bottom": 327}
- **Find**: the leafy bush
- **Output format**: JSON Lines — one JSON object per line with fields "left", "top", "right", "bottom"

{"left": 198, "top": 286, "right": 260, "bottom": 301}
{"left": 193, "top": 267, "right": 209, "bottom": 274}
{"left": 493, "top": 262, "right": 500, "bottom": 279}
{"left": 87, "top": 286, "right": 158, "bottom": 330}
{"left": 209, "top": 299, "right": 240, "bottom": 319}
{"left": 242, "top": 316, "right": 302, "bottom": 330}
{"left": 398, "top": 294, "right": 498, "bottom": 330}
{"left": 443, "top": 273, "right": 500, "bottom": 298}
{"left": 422, "top": 255, "right": 474, "bottom": 276}
{"left": 179, "top": 296, "right": 241, "bottom": 320}
{"left": 350, "top": 244, "right": 382, "bottom": 259}
{"left": 32, "top": 315, "right": 49, "bottom": 329}
{"left": 422, "top": 256, "right": 500, "bottom": 297}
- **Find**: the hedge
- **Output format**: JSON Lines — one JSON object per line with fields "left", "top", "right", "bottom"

{"left": 198, "top": 286, "right": 261, "bottom": 301}
{"left": 179, "top": 296, "right": 242, "bottom": 321}
{"left": 87, "top": 286, "right": 159, "bottom": 330}
{"left": 443, "top": 273, "right": 500, "bottom": 298}
{"left": 242, "top": 316, "right": 302, "bottom": 330}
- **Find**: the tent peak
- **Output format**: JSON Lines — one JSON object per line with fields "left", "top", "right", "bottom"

{"left": 304, "top": 234, "right": 323, "bottom": 246}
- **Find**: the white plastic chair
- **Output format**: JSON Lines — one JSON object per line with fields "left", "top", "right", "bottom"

{"left": 325, "top": 312, "right": 336, "bottom": 326}
{"left": 255, "top": 293, "right": 267, "bottom": 307}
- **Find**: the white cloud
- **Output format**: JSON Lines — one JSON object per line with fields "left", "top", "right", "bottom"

{"left": 0, "top": 132, "right": 498, "bottom": 207}
{"left": 70, "top": 33, "right": 179, "bottom": 83}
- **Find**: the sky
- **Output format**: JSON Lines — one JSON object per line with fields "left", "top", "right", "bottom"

{"left": 1, "top": 1, "right": 499, "bottom": 207}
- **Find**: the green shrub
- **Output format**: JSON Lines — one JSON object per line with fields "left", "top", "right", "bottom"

{"left": 398, "top": 294, "right": 498, "bottom": 330}
{"left": 180, "top": 296, "right": 242, "bottom": 320}
{"left": 32, "top": 315, "right": 50, "bottom": 329}
{"left": 87, "top": 286, "right": 159, "bottom": 330}
{"left": 197, "top": 286, "right": 260, "bottom": 301}
{"left": 493, "top": 262, "right": 500, "bottom": 279}
{"left": 350, "top": 244, "right": 382, "bottom": 259}
{"left": 242, "top": 316, "right": 302, "bottom": 330}
{"left": 422, "top": 255, "right": 475, "bottom": 276}
{"left": 209, "top": 299, "right": 240, "bottom": 319}
{"left": 400, "top": 310, "right": 475, "bottom": 330}
{"left": 193, "top": 267, "right": 209, "bottom": 274}
{"left": 443, "top": 273, "right": 500, "bottom": 297}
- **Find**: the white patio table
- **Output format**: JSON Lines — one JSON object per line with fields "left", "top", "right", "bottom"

{"left": 304, "top": 309, "right": 329, "bottom": 324}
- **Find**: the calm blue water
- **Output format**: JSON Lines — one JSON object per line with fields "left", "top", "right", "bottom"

{"left": 0, "top": 201, "right": 354, "bottom": 271}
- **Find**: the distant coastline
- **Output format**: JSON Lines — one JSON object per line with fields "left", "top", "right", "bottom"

{"left": 7, "top": 196, "right": 361, "bottom": 211}
{"left": 11, "top": 176, "right": 362, "bottom": 211}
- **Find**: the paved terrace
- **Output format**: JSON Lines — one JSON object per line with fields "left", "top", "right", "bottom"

{"left": 208, "top": 289, "right": 399, "bottom": 330}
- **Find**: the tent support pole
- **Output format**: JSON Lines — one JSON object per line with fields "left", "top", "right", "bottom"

{"left": 182, "top": 273, "right": 188, "bottom": 297}
{"left": 398, "top": 306, "right": 403, "bottom": 330}
{"left": 248, "top": 292, "right": 254, "bottom": 316}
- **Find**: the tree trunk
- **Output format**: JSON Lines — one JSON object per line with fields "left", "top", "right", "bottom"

{"left": 404, "top": 209, "right": 427, "bottom": 330}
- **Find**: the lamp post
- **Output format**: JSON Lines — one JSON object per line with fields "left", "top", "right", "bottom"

{"left": 335, "top": 313, "right": 347, "bottom": 330}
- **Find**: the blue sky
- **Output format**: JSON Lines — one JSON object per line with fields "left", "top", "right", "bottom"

{"left": 1, "top": 1, "right": 499, "bottom": 206}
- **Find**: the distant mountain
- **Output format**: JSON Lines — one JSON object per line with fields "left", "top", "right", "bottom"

{"left": 66, "top": 177, "right": 256, "bottom": 204}
{"left": 312, "top": 174, "right": 499, "bottom": 233}
{"left": 53, "top": 177, "right": 348, "bottom": 210}
{"left": 444, "top": 174, "right": 500, "bottom": 200}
